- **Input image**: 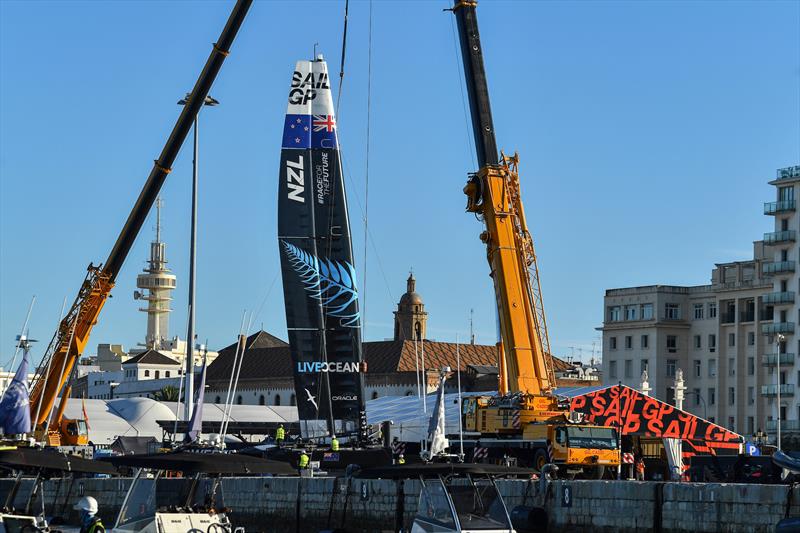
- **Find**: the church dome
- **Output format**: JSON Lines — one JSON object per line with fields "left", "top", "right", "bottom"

{"left": 400, "top": 291, "right": 423, "bottom": 306}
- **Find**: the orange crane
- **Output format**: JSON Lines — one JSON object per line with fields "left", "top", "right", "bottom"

{"left": 26, "top": 0, "right": 252, "bottom": 447}
{"left": 453, "top": 0, "right": 620, "bottom": 477}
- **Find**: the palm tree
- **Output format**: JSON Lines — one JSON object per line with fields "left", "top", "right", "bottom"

{"left": 153, "top": 385, "right": 180, "bottom": 402}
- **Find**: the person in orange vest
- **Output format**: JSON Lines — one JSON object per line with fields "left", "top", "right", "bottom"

{"left": 635, "top": 456, "right": 646, "bottom": 481}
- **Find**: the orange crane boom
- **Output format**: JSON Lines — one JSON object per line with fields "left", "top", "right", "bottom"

{"left": 27, "top": 0, "right": 252, "bottom": 445}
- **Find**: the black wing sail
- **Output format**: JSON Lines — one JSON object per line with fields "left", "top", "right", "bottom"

{"left": 277, "top": 57, "right": 366, "bottom": 440}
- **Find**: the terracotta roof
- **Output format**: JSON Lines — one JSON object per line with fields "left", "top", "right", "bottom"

{"left": 207, "top": 333, "right": 571, "bottom": 387}
{"left": 122, "top": 350, "right": 179, "bottom": 366}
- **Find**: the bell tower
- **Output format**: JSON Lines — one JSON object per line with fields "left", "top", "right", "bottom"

{"left": 393, "top": 272, "right": 428, "bottom": 341}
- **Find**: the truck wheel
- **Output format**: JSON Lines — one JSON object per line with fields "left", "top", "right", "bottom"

{"left": 583, "top": 466, "right": 605, "bottom": 480}
{"left": 533, "top": 449, "right": 548, "bottom": 471}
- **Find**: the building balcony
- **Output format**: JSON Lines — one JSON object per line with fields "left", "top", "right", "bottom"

{"left": 762, "top": 291, "right": 795, "bottom": 305}
{"left": 762, "top": 322, "right": 795, "bottom": 335}
{"left": 764, "top": 230, "right": 797, "bottom": 245}
{"left": 762, "top": 353, "right": 795, "bottom": 366}
{"left": 763, "top": 261, "right": 796, "bottom": 275}
{"left": 766, "top": 420, "right": 800, "bottom": 433}
{"left": 764, "top": 200, "right": 796, "bottom": 215}
{"left": 740, "top": 311, "right": 755, "bottom": 322}
{"left": 775, "top": 165, "right": 800, "bottom": 181}
{"left": 721, "top": 312, "right": 736, "bottom": 324}
{"left": 761, "top": 384, "right": 795, "bottom": 397}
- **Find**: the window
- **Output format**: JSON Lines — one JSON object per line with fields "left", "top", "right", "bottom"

{"left": 608, "top": 306, "right": 621, "bottom": 321}
{"left": 708, "top": 302, "right": 717, "bottom": 319}
{"left": 609, "top": 337, "right": 617, "bottom": 350}
{"left": 748, "top": 387, "right": 754, "bottom": 405}
{"left": 274, "top": 395, "right": 281, "bottom": 406}
{"left": 694, "top": 335, "right": 702, "bottom": 349}
{"left": 728, "top": 417, "right": 735, "bottom": 431}
{"left": 728, "top": 387, "right": 735, "bottom": 405}
{"left": 144, "top": 370, "right": 150, "bottom": 377}
{"left": 215, "top": 396, "right": 221, "bottom": 404}
{"left": 641, "top": 304, "right": 654, "bottom": 320}
{"left": 693, "top": 360, "right": 701, "bottom": 378}
{"left": 624, "top": 359, "right": 633, "bottom": 378}
{"left": 165, "top": 371, "right": 170, "bottom": 378}
{"left": 667, "top": 359, "right": 677, "bottom": 378}
{"left": 782, "top": 219, "right": 789, "bottom": 231}
{"left": 779, "top": 185, "right": 795, "bottom": 202}
{"left": 236, "top": 395, "right": 242, "bottom": 405}
{"left": 781, "top": 249, "right": 789, "bottom": 261}
{"left": 640, "top": 359, "right": 649, "bottom": 375}
{"left": 747, "top": 417, "right": 754, "bottom": 435}
{"left": 641, "top": 335, "right": 649, "bottom": 349}
{"left": 609, "top": 361, "right": 617, "bottom": 379}
{"left": 290, "top": 394, "right": 296, "bottom": 406}
{"left": 728, "top": 333, "right": 736, "bottom": 347}
{"left": 259, "top": 394, "right": 265, "bottom": 406}
{"left": 694, "top": 304, "right": 705, "bottom": 319}
{"left": 747, "top": 332, "right": 755, "bottom": 346}
{"left": 372, "top": 391, "right": 379, "bottom": 400}
{"left": 625, "top": 336, "right": 633, "bottom": 349}
{"left": 155, "top": 370, "right": 160, "bottom": 379}
{"left": 693, "top": 388, "right": 701, "bottom": 406}
{"left": 624, "top": 306, "right": 638, "bottom": 321}
{"left": 728, "top": 358, "right": 735, "bottom": 376}
{"left": 665, "top": 303, "right": 681, "bottom": 320}
{"left": 747, "top": 357, "right": 754, "bottom": 376}
{"left": 709, "top": 359, "right": 717, "bottom": 377}
{"left": 667, "top": 335, "right": 677, "bottom": 353}
{"left": 709, "top": 334, "right": 716, "bottom": 352}
{"left": 708, "top": 388, "right": 716, "bottom": 405}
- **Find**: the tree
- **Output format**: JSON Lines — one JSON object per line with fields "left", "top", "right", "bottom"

{"left": 153, "top": 385, "right": 180, "bottom": 402}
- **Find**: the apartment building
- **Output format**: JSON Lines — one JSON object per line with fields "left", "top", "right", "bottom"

{"left": 601, "top": 165, "right": 800, "bottom": 441}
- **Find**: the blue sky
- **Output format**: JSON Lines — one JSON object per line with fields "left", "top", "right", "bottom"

{"left": 1, "top": 0, "right": 798, "bottom": 367}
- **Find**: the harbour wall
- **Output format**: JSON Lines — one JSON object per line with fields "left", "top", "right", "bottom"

{"left": 1, "top": 477, "right": 797, "bottom": 532}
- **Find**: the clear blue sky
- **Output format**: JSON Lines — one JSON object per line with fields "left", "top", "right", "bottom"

{"left": 1, "top": 0, "right": 798, "bottom": 367}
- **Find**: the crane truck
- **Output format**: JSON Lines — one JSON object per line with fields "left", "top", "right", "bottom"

{"left": 21, "top": 0, "right": 252, "bottom": 449}
{"left": 452, "top": 0, "right": 620, "bottom": 478}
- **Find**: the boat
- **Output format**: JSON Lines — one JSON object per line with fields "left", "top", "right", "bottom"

{"left": 276, "top": 54, "right": 367, "bottom": 443}
{"left": 0, "top": 447, "right": 119, "bottom": 533}
{"left": 357, "top": 463, "right": 541, "bottom": 533}
{"left": 104, "top": 450, "right": 295, "bottom": 532}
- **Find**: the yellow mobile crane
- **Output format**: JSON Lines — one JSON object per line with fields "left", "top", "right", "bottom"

{"left": 24, "top": 0, "right": 252, "bottom": 448}
{"left": 452, "top": 0, "right": 620, "bottom": 477}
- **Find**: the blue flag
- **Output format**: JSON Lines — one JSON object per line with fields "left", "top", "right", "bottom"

{"left": 0, "top": 350, "right": 31, "bottom": 435}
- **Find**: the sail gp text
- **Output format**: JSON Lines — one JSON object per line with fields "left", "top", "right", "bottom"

{"left": 289, "top": 70, "right": 330, "bottom": 105}
{"left": 297, "top": 361, "right": 366, "bottom": 373}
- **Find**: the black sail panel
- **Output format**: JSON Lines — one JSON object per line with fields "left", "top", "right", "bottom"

{"left": 277, "top": 58, "right": 365, "bottom": 439}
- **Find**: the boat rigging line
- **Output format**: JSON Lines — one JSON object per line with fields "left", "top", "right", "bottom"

{"left": 220, "top": 312, "right": 254, "bottom": 445}
{"left": 361, "top": 0, "right": 373, "bottom": 335}
{"left": 335, "top": 0, "right": 350, "bottom": 117}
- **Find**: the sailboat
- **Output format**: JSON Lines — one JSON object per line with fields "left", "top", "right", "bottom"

{"left": 277, "top": 54, "right": 366, "bottom": 443}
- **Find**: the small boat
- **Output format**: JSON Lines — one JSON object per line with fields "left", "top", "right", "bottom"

{"left": 104, "top": 450, "right": 295, "bottom": 532}
{"left": 358, "top": 463, "right": 540, "bottom": 533}
{"left": 0, "top": 447, "right": 119, "bottom": 533}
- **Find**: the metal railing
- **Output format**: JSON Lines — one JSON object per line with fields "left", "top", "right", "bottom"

{"left": 763, "top": 261, "right": 796, "bottom": 275}
{"left": 764, "top": 230, "right": 797, "bottom": 244}
{"left": 740, "top": 311, "right": 755, "bottom": 322}
{"left": 721, "top": 312, "right": 736, "bottom": 324}
{"left": 767, "top": 420, "right": 800, "bottom": 432}
{"left": 764, "top": 200, "right": 796, "bottom": 214}
{"left": 762, "top": 353, "right": 795, "bottom": 366}
{"left": 761, "top": 384, "right": 795, "bottom": 396}
{"left": 762, "top": 322, "right": 795, "bottom": 335}
{"left": 763, "top": 292, "right": 795, "bottom": 305}
{"left": 776, "top": 165, "right": 800, "bottom": 180}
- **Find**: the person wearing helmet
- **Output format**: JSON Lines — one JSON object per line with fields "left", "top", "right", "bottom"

{"left": 74, "top": 496, "right": 104, "bottom": 533}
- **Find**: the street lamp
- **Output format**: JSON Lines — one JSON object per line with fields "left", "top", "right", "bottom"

{"left": 684, "top": 390, "right": 708, "bottom": 421}
{"left": 774, "top": 333, "right": 786, "bottom": 450}
{"left": 177, "top": 92, "right": 219, "bottom": 421}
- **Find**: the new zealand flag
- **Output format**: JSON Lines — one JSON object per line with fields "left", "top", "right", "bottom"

{"left": 282, "top": 114, "right": 337, "bottom": 149}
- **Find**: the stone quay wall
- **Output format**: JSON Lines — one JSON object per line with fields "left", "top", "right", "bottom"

{"left": 0, "top": 476, "right": 798, "bottom": 532}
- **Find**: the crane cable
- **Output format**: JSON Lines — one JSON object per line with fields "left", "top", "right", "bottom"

{"left": 335, "top": 0, "right": 349, "bottom": 118}
{"left": 361, "top": 0, "right": 373, "bottom": 331}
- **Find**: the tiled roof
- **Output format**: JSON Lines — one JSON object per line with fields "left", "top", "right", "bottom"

{"left": 207, "top": 332, "right": 571, "bottom": 387}
{"left": 122, "top": 350, "right": 179, "bottom": 366}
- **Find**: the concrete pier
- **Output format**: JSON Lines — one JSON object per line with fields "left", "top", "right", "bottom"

{"left": 1, "top": 477, "right": 796, "bottom": 532}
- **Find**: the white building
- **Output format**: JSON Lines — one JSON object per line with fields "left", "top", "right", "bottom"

{"left": 601, "top": 165, "right": 799, "bottom": 441}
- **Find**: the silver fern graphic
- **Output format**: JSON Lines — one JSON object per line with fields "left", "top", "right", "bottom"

{"left": 282, "top": 241, "right": 360, "bottom": 327}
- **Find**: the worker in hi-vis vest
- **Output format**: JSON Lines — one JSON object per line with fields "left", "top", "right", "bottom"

{"left": 298, "top": 450, "right": 310, "bottom": 471}
{"left": 276, "top": 424, "right": 285, "bottom": 446}
{"left": 331, "top": 435, "right": 340, "bottom": 451}
{"left": 74, "top": 496, "right": 105, "bottom": 533}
